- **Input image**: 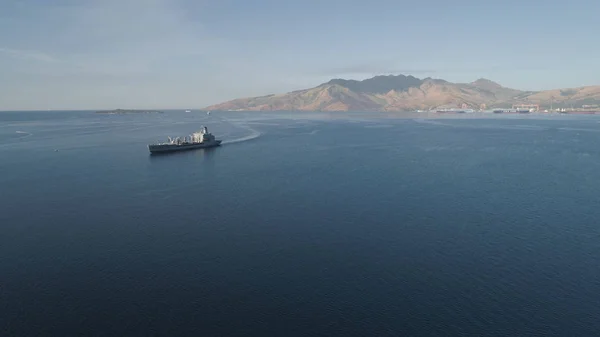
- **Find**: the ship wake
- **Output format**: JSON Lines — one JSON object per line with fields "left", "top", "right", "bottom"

{"left": 218, "top": 117, "right": 262, "bottom": 145}
{"left": 222, "top": 126, "right": 261, "bottom": 144}
{"left": 14, "top": 131, "right": 33, "bottom": 139}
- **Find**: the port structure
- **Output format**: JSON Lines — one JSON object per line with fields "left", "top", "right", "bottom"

{"left": 512, "top": 104, "right": 540, "bottom": 112}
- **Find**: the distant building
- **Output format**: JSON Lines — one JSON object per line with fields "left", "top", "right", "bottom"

{"left": 512, "top": 104, "right": 539, "bottom": 112}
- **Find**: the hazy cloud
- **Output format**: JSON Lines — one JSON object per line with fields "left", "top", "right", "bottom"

{"left": 320, "top": 64, "right": 438, "bottom": 76}
{"left": 0, "top": 47, "right": 57, "bottom": 63}
{"left": 0, "top": 0, "right": 241, "bottom": 109}
{"left": 1, "top": 0, "right": 226, "bottom": 76}
{"left": 319, "top": 63, "right": 559, "bottom": 78}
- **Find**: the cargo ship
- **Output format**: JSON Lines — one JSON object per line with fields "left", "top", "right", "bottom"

{"left": 148, "top": 126, "right": 221, "bottom": 154}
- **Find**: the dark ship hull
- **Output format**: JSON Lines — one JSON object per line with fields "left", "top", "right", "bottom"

{"left": 148, "top": 140, "right": 221, "bottom": 154}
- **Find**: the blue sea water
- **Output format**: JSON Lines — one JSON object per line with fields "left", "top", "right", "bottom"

{"left": 1, "top": 110, "right": 600, "bottom": 336}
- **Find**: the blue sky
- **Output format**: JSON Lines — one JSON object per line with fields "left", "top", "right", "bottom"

{"left": 1, "top": 0, "right": 599, "bottom": 110}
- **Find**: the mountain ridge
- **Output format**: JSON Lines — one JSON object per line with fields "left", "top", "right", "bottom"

{"left": 204, "top": 75, "right": 600, "bottom": 111}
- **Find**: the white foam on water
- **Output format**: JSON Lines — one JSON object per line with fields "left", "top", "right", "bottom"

{"left": 222, "top": 126, "right": 261, "bottom": 144}
{"left": 14, "top": 131, "right": 33, "bottom": 139}
{"left": 364, "top": 124, "right": 395, "bottom": 128}
{"left": 557, "top": 127, "right": 600, "bottom": 133}
{"left": 217, "top": 116, "right": 262, "bottom": 145}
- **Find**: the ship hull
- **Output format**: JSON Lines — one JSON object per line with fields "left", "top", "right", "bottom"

{"left": 148, "top": 140, "right": 222, "bottom": 154}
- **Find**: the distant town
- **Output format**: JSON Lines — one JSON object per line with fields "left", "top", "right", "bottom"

{"left": 433, "top": 104, "right": 600, "bottom": 114}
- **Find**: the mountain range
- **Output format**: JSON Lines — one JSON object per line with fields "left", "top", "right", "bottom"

{"left": 203, "top": 75, "right": 600, "bottom": 112}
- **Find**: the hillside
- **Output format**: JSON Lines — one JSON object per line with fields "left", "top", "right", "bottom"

{"left": 204, "top": 75, "right": 600, "bottom": 112}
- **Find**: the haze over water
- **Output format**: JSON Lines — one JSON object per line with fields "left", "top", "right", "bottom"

{"left": 1, "top": 111, "right": 600, "bottom": 336}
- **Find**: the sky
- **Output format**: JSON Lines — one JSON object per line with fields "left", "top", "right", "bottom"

{"left": 1, "top": 0, "right": 599, "bottom": 110}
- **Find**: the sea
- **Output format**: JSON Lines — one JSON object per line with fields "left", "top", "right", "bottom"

{"left": 1, "top": 110, "right": 600, "bottom": 336}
